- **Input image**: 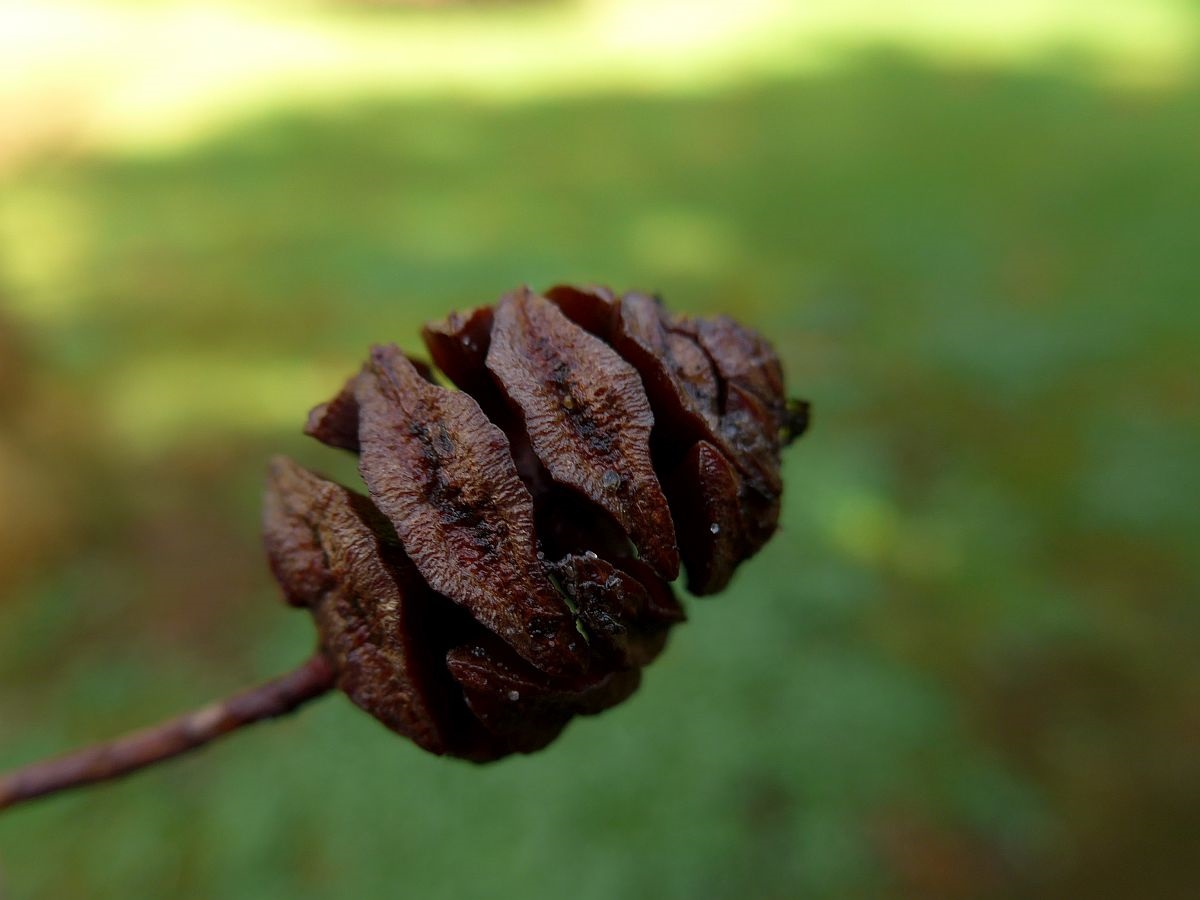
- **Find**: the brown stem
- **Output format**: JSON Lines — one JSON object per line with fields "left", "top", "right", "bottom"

{"left": 0, "top": 653, "right": 336, "bottom": 813}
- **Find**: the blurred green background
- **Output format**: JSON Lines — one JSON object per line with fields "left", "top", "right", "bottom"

{"left": 1, "top": 1, "right": 1198, "bottom": 898}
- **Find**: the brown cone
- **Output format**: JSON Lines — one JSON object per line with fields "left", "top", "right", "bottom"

{"left": 263, "top": 285, "right": 807, "bottom": 760}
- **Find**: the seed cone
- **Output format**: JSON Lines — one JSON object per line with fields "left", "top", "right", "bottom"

{"left": 263, "top": 285, "right": 808, "bottom": 760}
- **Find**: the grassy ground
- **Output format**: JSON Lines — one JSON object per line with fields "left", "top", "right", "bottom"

{"left": 1, "top": 47, "right": 1198, "bottom": 900}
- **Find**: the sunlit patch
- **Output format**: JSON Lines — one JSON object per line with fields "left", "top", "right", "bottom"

{"left": 0, "top": 189, "right": 91, "bottom": 324}
{"left": 628, "top": 210, "right": 741, "bottom": 278}
{"left": 828, "top": 490, "right": 960, "bottom": 579}
{"left": 0, "top": 0, "right": 1193, "bottom": 170}
{"left": 830, "top": 489, "right": 899, "bottom": 565}
{"left": 102, "top": 355, "right": 355, "bottom": 455}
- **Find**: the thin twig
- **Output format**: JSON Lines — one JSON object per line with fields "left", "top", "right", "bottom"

{"left": 0, "top": 653, "right": 336, "bottom": 813}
